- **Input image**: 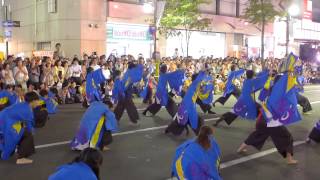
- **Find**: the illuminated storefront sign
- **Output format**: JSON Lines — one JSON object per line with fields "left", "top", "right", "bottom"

{"left": 303, "top": 0, "right": 313, "bottom": 20}
{"left": 107, "top": 23, "right": 153, "bottom": 41}
{"left": 32, "top": 51, "right": 54, "bottom": 58}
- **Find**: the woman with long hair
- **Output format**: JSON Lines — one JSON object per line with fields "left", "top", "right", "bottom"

{"left": 171, "top": 126, "right": 222, "bottom": 180}
{"left": 49, "top": 148, "right": 103, "bottom": 180}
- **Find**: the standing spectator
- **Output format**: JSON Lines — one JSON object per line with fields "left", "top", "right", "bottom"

{"left": 42, "top": 60, "right": 55, "bottom": 87}
{"left": 7, "top": 55, "right": 15, "bottom": 70}
{"left": 69, "top": 58, "right": 82, "bottom": 85}
{"left": 173, "top": 48, "right": 179, "bottom": 59}
{"left": 2, "top": 63, "right": 15, "bottom": 86}
{"left": 54, "top": 43, "right": 65, "bottom": 59}
{"left": 90, "top": 58, "right": 100, "bottom": 71}
{"left": 13, "top": 58, "right": 28, "bottom": 90}
{"left": 99, "top": 55, "right": 106, "bottom": 65}
{"left": 28, "top": 58, "right": 40, "bottom": 89}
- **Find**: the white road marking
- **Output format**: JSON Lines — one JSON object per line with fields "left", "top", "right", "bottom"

{"left": 304, "top": 90, "right": 320, "bottom": 93}
{"left": 310, "top": 101, "right": 320, "bottom": 105}
{"left": 35, "top": 117, "right": 220, "bottom": 149}
{"left": 303, "top": 85, "right": 320, "bottom": 89}
{"left": 35, "top": 101, "right": 320, "bottom": 170}
{"left": 220, "top": 141, "right": 305, "bottom": 169}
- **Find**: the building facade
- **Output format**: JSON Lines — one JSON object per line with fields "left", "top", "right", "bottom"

{"left": 0, "top": 0, "right": 107, "bottom": 58}
{"left": 1, "top": 0, "right": 318, "bottom": 60}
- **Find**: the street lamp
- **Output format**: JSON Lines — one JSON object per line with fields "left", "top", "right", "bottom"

{"left": 288, "top": 4, "right": 300, "bottom": 17}
{"left": 143, "top": 3, "right": 154, "bottom": 14}
{"left": 285, "top": 4, "right": 300, "bottom": 56}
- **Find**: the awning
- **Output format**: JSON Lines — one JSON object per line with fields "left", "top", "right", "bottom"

{"left": 203, "top": 14, "right": 274, "bottom": 36}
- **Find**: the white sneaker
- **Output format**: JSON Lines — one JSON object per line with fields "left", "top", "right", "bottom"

{"left": 16, "top": 158, "right": 33, "bottom": 164}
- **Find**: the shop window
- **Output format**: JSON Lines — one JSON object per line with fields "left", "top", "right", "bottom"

{"left": 234, "top": 33, "right": 243, "bottom": 46}
{"left": 48, "top": 0, "right": 57, "bottom": 13}
{"left": 37, "top": 42, "right": 51, "bottom": 51}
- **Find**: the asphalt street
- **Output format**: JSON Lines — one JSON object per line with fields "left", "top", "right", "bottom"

{"left": 0, "top": 85, "right": 320, "bottom": 180}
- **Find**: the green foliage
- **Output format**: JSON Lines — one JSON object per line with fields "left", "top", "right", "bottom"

{"left": 243, "top": 0, "right": 282, "bottom": 25}
{"left": 159, "top": 0, "right": 211, "bottom": 37}
{"left": 244, "top": 0, "right": 283, "bottom": 61}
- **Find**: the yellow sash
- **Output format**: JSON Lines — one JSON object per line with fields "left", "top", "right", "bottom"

{"left": 175, "top": 153, "right": 185, "bottom": 179}
{"left": 90, "top": 116, "right": 105, "bottom": 148}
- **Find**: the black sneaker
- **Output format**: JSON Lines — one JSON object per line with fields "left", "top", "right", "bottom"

{"left": 142, "top": 110, "right": 147, "bottom": 116}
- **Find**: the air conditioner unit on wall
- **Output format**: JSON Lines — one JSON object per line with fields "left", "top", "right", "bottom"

{"left": 48, "top": 0, "right": 57, "bottom": 13}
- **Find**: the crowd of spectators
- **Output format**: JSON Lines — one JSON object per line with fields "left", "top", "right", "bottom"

{"left": 0, "top": 44, "right": 319, "bottom": 105}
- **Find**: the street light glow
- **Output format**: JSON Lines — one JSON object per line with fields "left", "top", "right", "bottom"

{"left": 143, "top": 3, "right": 154, "bottom": 14}
{"left": 288, "top": 4, "right": 300, "bottom": 16}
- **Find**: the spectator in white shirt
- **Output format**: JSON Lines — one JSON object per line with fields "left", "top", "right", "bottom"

{"left": 69, "top": 58, "right": 82, "bottom": 85}
{"left": 13, "top": 58, "right": 29, "bottom": 90}
{"left": 2, "top": 63, "right": 15, "bottom": 86}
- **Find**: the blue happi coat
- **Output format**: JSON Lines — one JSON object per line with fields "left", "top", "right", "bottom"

{"left": 176, "top": 72, "right": 206, "bottom": 129}
{"left": 0, "top": 90, "right": 18, "bottom": 108}
{"left": 262, "top": 72, "right": 302, "bottom": 127}
{"left": 155, "top": 70, "right": 185, "bottom": 106}
{"left": 48, "top": 162, "right": 97, "bottom": 180}
{"left": 70, "top": 101, "right": 118, "bottom": 150}
{"left": 0, "top": 102, "right": 34, "bottom": 160}
{"left": 167, "top": 70, "right": 186, "bottom": 96}
{"left": 199, "top": 75, "right": 214, "bottom": 105}
{"left": 86, "top": 69, "right": 107, "bottom": 103}
{"left": 258, "top": 75, "right": 275, "bottom": 102}
{"left": 223, "top": 69, "right": 245, "bottom": 97}
{"left": 40, "top": 96, "right": 58, "bottom": 114}
{"left": 233, "top": 70, "right": 269, "bottom": 120}
{"left": 111, "top": 78, "right": 125, "bottom": 104}
{"left": 112, "top": 65, "right": 144, "bottom": 103}
{"left": 172, "top": 138, "right": 222, "bottom": 180}
{"left": 122, "top": 64, "right": 144, "bottom": 90}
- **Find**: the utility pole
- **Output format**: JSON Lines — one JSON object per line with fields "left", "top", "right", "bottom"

{"left": 285, "top": 14, "right": 290, "bottom": 56}
{"left": 153, "top": 0, "right": 157, "bottom": 55}
{"left": 4, "top": 5, "right": 9, "bottom": 57}
{"left": 153, "top": 0, "right": 160, "bottom": 81}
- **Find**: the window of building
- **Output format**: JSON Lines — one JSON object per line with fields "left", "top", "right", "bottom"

{"left": 37, "top": 42, "right": 51, "bottom": 51}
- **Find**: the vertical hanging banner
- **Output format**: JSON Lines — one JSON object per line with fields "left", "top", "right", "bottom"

{"left": 303, "top": 0, "right": 312, "bottom": 20}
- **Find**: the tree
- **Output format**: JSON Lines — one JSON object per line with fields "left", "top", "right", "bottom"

{"left": 244, "top": 0, "right": 282, "bottom": 64}
{"left": 159, "top": 0, "right": 211, "bottom": 57}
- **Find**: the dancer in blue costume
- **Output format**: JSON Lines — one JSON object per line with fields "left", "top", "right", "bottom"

{"left": 214, "top": 70, "right": 269, "bottom": 127}
{"left": 39, "top": 89, "right": 58, "bottom": 114}
{"left": 71, "top": 101, "right": 118, "bottom": 151}
{"left": 165, "top": 72, "right": 207, "bottom": 136}
{"left": 0, "top": 92, "right": 41, "bottom": 164}
{"left": 113, "top": 62, "right": 143, "bottom": 124}
{"left": 196, "top": 73, "right": 216, "bottom": 114}
{"left": 0, "top": 85, "right": 18, "bottom": 111}
{"left": 213, "top": 64, "right": 244, "bottom": 106}
{"left": 171, "top": 126, "right": 222, "bottom": 180}
{"left": 86, "top": 66, "right": 111, "bottom": 104}
{"left": 142, "top": 64, "right": 185, "bottom": 118}
{"left": 49, "top": 148, "right": 103, "bottom": 180}
{"left": 237, "top": 72, "right": 299, "bottom": 164}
